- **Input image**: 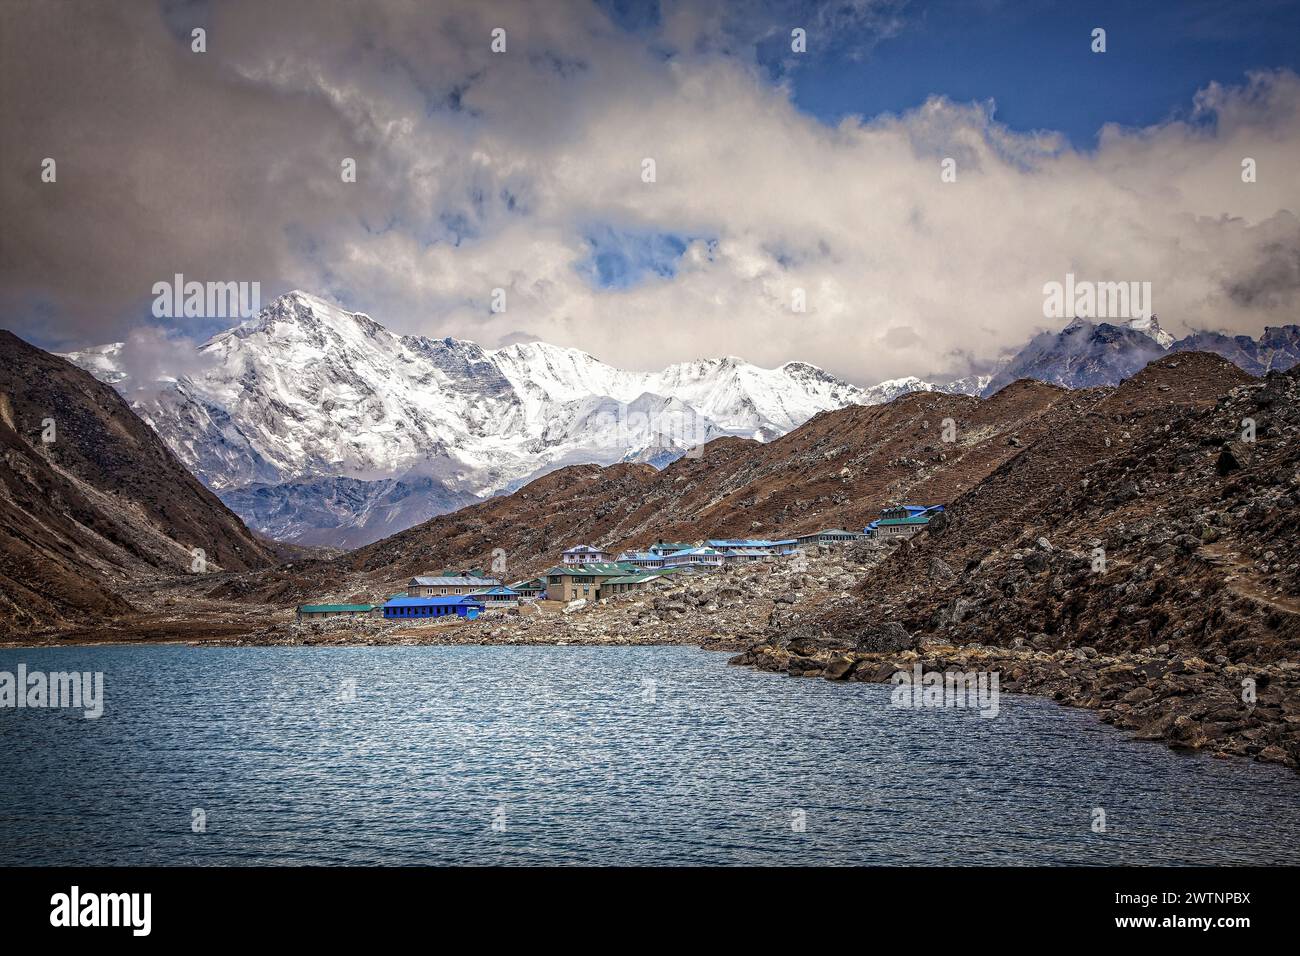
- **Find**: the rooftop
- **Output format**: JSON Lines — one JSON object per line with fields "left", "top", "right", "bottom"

{"left": 605, "top": 568, "right": 682, "bottom": 585}
{"left": 384, "top": 595, "right": 485, "bottom": 607}
{"left": 543, "top": 562, "right": 640, "bottom": 577}
{"left": 298, "top": 604, "right": 375, "bottom": 613}
{"left": 410, "top": 575, "right": 501, "bottom": 587}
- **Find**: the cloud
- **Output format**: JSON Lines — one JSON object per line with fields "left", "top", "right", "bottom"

{"left": 115, "top": 326, "right": 221, "bottom": 392}
{"left": 3, "top": 0, "right": 1299, "bottom": 385}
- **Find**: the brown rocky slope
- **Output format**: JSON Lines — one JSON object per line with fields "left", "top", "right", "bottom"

{"left": 0, "top": 330, "right": 276, "bottom": 630}
{"left": 733, "top": 353, "right": 1300, "bottom": 769}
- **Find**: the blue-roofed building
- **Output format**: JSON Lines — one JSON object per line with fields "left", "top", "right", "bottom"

{"left": 866, "top": 504, "right": 945, "bottom": 539}
{"left": 706, "top": 538, "right": 800, "bottom": 557}
{"left": 793, "top": 529, "right": 863, "bottom": 547}
{"left": 615, "top": 549, "right": 667, "bottom": 568}
{"left": 383, "top": 595, "right": 485, "bottom": 620}
{"left": 662, "top": 546, "right": 724, "bottom": 569}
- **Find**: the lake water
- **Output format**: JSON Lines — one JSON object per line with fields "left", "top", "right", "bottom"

{"left": 2, "top": 644, "right": 1298, "bottom": 866}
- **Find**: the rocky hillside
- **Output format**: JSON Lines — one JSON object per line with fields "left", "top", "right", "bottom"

{"left": 0, "top": 331, "right": 276, "bottom": 629}
{"left": 735, "top": 353, "right": 1299, "bottom": 768}
{"left": 802, "top": 351, "right": 1275, "bottom": 655}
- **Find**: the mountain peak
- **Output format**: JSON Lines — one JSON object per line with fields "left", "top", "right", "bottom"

{"left": 1125, "top": 314, "right": 1174, "bottom": 348}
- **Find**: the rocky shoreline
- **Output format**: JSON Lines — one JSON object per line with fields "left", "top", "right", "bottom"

{"left": 729, "top": 635, "right": 1300, "bottom": 772}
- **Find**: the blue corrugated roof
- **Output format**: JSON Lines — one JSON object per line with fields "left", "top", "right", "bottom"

{"left": 384, "top": 595, "right": 484, "bottom": 608}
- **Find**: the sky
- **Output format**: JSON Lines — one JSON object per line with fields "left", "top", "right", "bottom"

{"left": 2, "top": 0, "right": 1299, "bottom": 386}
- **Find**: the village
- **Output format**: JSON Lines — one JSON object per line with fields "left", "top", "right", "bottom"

{"left": 294, "top": 504, "right": 944, "bottom": 625}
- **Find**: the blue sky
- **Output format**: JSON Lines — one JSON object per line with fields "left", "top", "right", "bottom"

{"left": 601, "top": 0, "right": 1300, "bottom": 146}
{"left": 781, "top": 0, "right": 1300, "bottom": 146}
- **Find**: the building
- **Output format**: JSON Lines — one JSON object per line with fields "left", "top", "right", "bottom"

{"left": 509, "top": 578, "right": 547, "bottom": 600}
{"left": 870, "top": 504, "right": 944, "bottom": 539}
{"left": 468, "top": 585, "right": 522, "bottom": 608}
{"left": 383, "top": 595, "right": 485, "bottom": 620}
{"left": 615, "top": 550, "right": 667, "bottom": 569}
{"left": 662, "top": 546, "right": 724, "bottom": 569}
{"left": 408, "top": 575, "right": 501, "bottom": 597}
{"left": 793, "top": 529, "right": 863, "bottom": 547}
{"left": 438, "top": 567, "right": 493, "bottom": 579}
{"left": 706, "top": 538, "right": 799, "bottom": 557}
{"left": 542, "top": 562, "right": 638, "bottom": 602}
{"left": 296, "top": 603, "right": 376, "bottom": 621}
{"left": 601, "top": 568, "right": 681, "bottom": 596}
{"left": 648, "top": 541, "right": 694, "bottom": 556}
{"left": 562, "top": 544, "right": 614, "bottom": 565}
{"left": 719, "top": 547, "right": 775, "bottom": 564}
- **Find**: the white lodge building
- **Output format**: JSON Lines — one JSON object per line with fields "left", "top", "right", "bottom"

{"left": 562, "top": 544, "right": 613, "bottom": 565}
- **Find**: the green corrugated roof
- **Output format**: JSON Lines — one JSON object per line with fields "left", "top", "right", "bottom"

{"left": 878, "top": 516, "right": 931, "bottom": 526}
{"left": 299, "top": 604, "right": 375, "bottom": 613}
{"left": 544, "top": 562, "right": 639, "bottom": 577}
{"left": 605, "top": 568, "right": 682, "bottom": 585}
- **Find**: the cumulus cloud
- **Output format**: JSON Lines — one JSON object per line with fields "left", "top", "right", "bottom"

{"left": 2, "top": 0, "right": 1299, "bottom": 385}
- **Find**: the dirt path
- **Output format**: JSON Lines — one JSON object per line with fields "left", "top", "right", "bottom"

{"left": 1201, "top": 542, "right": 1300, "bottom": 615}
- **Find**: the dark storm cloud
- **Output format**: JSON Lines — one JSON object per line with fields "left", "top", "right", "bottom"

{"left": 1223, "top": 224, "right": 1300, "bottom": 310}
{"left": 0, "top": 0, "right": 390, "bottom": 347}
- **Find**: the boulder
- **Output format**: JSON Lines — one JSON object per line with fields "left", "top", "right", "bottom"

{"left": 823, "top": 656, "right": 855, "bottom": 681}
{"left": 853, "top": 622, "right": 917, "bottom": 654}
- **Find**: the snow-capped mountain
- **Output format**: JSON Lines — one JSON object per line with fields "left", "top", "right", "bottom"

{"left": 981, "top": 317, "right": 1173, "bottom": 396}
{"left": 64, "top": 291, "right": 882, "bottom": 544}
{"left": 1170, "top": 325, "right": 1300, "bottom": 375}
{"left": 1126, "top": 314, "right": 1175, "bottom": 349}
{"left": 217, "top": 474, "right": 479, "bottom": 550}
{"left": 980, "top": 315, "right": 1299, "bottom": 397}
{"left": 859, "top": 373, "right": 993, "bottom": 405}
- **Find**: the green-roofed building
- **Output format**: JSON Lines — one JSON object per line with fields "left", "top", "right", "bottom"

{"left": 509, "top": 578, "right": 547, "bottom": 600}
{"left": 543, "top": 561, "right": 644, "bottom": 602}
{"left": 601, "top": 567, "right": 683, "bottom": 597}
{"left": 297, "top": 603, "right": 378, "bottom": 621}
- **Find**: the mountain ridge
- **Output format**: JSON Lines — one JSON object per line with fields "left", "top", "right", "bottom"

{"left": 62, "top": 293, "right": 1300, "bottom": 547}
